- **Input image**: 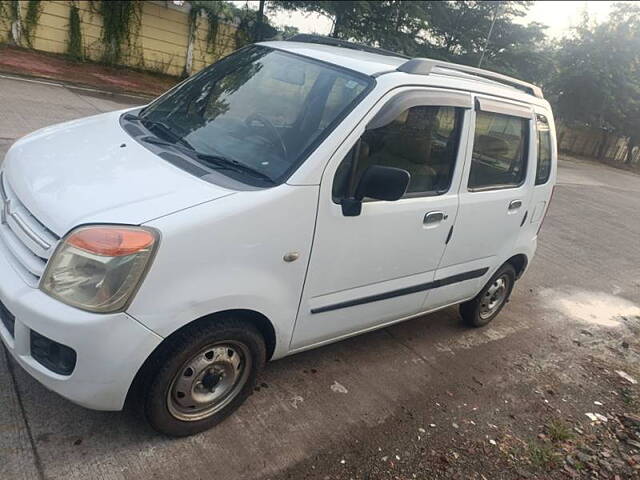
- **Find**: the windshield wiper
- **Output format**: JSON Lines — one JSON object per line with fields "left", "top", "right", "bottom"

{"left": 141, "top": 135, "right": 188, "bottom": 150}
{"left": 140, "top": 118, "right": 195, "bottom": 151}
{"left": 195, "top": 153, "right": 275, "bottom": 185}
{"left": 123, "top": 112, "right": 139, "bottom": 121}
{"left": 140, "top": 134, "right": 274, "bottom": 185}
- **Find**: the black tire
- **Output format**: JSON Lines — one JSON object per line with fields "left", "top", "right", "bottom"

{"left": 139, "top": 317, "right": 266, "bottom": 437}
{"left": 460, "top": 263, "right": 516, "bottom": 328}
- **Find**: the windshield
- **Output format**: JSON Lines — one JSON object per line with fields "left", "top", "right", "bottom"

{"left": 139, "top": 45, "right": 372, "bottom": 186}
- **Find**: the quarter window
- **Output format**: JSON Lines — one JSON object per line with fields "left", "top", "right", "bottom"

{"left": 535, "top": 114, "right": 552, "bottom": 185}
{"left": 333, "top": 106, "right": 464, "bottom": 200}
{"left": 468, "top": 111, "right": 529, "bottom": 190}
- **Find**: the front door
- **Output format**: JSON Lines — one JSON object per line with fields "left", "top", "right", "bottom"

{"left": 291, "top": 88, "right": 472, "bottom": 350}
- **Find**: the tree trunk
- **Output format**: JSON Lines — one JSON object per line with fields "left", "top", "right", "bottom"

{"left": 331, "top": 9, "right": 346, "bottom": 38}
{"left": 624, "top": 135, "right": 639, "bottom": 164}
{"left": 183, "top": 13, "right": 197, "bottom": 78}
{"left": 9, "top": 0, "right": 22, "bottom": 47}
{"left": 569, "top": 134, "right": 578, "bottom": 153}
{"left": 596, "top": 130, "right": 609, "bottom": 161}
{"left": 557, "top": 129, "right": 565, "bottom": 151}
{"left": 330, "top": 16, "right": 340, "bottom": 38}
{"left": 10, "top": 19, "right": 22, "bottom": 46}
{"left": 254, "top": 0, "right": 266, "bottom": 42}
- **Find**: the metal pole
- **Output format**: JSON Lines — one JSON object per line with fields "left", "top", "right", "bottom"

{"left": 478, "top": 3, "right": 500, "bottom": 68}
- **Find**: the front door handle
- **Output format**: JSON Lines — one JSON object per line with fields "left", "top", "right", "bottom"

{"left": 508, "top": 200, "right": 522, "bottom": 212}
{"left": 424, "top": 211, "right": 448, "bottom": 226}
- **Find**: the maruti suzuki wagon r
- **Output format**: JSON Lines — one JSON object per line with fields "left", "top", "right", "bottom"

{"left": 0, "top": 35, "right": 556, "bottom": 436}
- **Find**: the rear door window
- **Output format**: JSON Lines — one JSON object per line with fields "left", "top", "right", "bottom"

{"left": 468, "top": 111, "right": 529, "bottom": 190}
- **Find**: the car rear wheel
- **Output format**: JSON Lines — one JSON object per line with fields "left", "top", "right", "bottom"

{"left": 142, "top": 318, "right": 266, "bottom": 437}
{"left": 460, "top": 263, "right": 516, "bottom": 328}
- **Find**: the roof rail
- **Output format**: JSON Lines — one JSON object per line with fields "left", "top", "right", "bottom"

{"left": 397, "top": 58, "right": 544, "bottom": 99}
{"left": 286, "top": 34, "right": 410, "bottom": 60}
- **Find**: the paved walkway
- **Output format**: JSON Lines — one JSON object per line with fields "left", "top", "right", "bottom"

{"left": 0, "top": 75, "right": 144, "bottom": 160}
{"left": 0, "top": 45, "right": 178, "bottom": 97}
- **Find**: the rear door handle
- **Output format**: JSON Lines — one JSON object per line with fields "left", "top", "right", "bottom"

{"left": 424, "top": 211, "right": 448, "bottom": 226}
{"left": 508, "top": 200, "right": 522, "bottom": 212}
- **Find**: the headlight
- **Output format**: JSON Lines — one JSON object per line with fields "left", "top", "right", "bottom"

{"left": 40, "top": 225, "right": 159, "bottom": 313}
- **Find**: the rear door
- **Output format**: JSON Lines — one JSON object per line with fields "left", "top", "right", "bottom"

{"left": 290, "top": 88, "right": 472, "bottom": 350}
{"left": 423, "top": 96, "right": 535, "bottom": 310}
{"left": 527, "top": 110, "right": 557, "bottom": 229}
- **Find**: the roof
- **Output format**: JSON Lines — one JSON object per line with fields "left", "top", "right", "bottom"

{"left": 260, "top": 39, "right": 545, "bottom": 103}
{"left": 259, "top": 41, "right": 406, "bottom": 76}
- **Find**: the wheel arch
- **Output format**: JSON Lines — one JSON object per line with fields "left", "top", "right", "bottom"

{"left": 125, "top": 309, "right": 277, "bottom": 408}
{"left": 505, "top": 253, "right": 528, "bottom": 279}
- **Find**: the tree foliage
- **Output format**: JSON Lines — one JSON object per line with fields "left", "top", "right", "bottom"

{"left": 189, "top": 1, "right": 232, "bottom": 54}
{"left": 548, "top": 3, "right": 640, "bottom": 161}
{"left": 3, "top": 0, "right": 640, "bottom": 150}
{"left": 187, "top": 0, "right": 277, "bottom": 51}
{"left": 23, "top": 0, "right": 43, "bottom": 48}
{"left": 421, "top": 2, "right": 550, "bottom": 80}
{"left": 270, "top": 0, "right": 640, "bottom": 152}
{"left": 0, "top": 0, "right": 22, "bottom": 45}
{"left": 67, "top": 1, "right": 83, "bottom": 60}
{"left": 272, "top": 1, "right": 550, "bottom": 82}
{"left": 91, "top": 0, "right": 142, "bottom": 64}
{"left": 273, "top": 1, "right": 372, "bottom": 39}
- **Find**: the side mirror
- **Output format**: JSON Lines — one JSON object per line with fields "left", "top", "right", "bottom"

{"left": 341, "top": 165, "right": 410, "bottom": 216}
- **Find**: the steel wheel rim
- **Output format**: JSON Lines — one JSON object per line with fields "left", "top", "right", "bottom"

{"left": 479, "top": 274, "right": 509, "bottom": 320}
{"left": 167, "top": 341, "right": 251, "bottom": 422}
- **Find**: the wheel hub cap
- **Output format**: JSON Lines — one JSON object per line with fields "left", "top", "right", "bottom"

{"left": 167, "top": 342, "right": 251, "bottom": 422}
{"left": 479, "top": 274, "right": 509, "bottom": 320}
{"left": 201, "top": 371, "right": 222, "bottom": 390}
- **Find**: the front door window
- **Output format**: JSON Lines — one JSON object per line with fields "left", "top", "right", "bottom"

{"left": 333, "top": 105, "right": 465, "bottom": 201}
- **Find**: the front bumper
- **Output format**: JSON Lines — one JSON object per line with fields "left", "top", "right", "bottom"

{"left": 0, "top": 244, "right": 163, "bottom": 411}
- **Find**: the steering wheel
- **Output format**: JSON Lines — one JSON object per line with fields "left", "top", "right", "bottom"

{"left": 244, "top": 113, "right": 288, "bottom": 160}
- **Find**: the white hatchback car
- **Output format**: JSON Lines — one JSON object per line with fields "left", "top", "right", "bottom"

{"left": 0, "top": 36, "right": 555, "bottom": 436}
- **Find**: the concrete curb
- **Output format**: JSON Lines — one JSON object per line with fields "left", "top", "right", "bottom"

{"left": 0, "top": 72, "right": 156, "bottom": 101}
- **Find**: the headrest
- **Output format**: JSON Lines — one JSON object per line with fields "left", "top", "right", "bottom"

{"left": 384, "top": 109, "right": 433, "bottom": 164}
{"left": 476, "top": 134, "right": 510, "bottom": 157}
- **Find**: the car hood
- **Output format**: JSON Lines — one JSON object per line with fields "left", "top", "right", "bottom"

{"left": 2, "top": 110, "right": 234, "bottom": 236}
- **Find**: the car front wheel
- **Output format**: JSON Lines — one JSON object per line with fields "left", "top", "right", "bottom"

{"left": 141, "top": 318, "right": 266, "bottom": 437}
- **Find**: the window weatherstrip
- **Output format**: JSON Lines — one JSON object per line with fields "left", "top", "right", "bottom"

{"left": 367, "top": 90, "right": 472, "bottom": 130}
{"left": 476, "top": 97, "right": 532, "bottom": 118}
{"left": 310, "top": 268, "right": 489, "bottom": 314}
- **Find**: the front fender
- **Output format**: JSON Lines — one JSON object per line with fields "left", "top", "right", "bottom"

{"left": 128, "top": 183, "right": 319, "bottom": 360}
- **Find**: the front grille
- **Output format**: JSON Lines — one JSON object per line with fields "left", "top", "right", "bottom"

{"left": 0, "top": 173, "right": 59, "bottom": 286}
{"left": 0, "top": 299, "right": 15, "bottom": 338}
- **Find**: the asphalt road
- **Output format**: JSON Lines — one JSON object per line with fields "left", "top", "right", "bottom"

{"left": 1, "top": 75, "right": 639, "bottom": 480}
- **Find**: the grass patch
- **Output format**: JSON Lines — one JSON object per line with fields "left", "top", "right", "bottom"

{"left": 546, "top": 419, "right": 573, "bottom": 443}
{"left": 620, "top": 387, "right": 637, "bottom": 406}
{"left": 527, "top": 442, "right": 560, "bottom": 470}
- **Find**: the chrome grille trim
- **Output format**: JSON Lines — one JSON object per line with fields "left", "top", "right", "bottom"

{"left": 0, "top": 175, "right": 56, "bottom": 250}
{"left": 0, "top": 172, "right": 59, "bottom": 285}
{"left": 0, "top": 223, "right": 46, "bottom": 277}
{"left": 10, "top": 208, "right": 51, "bottom": 250}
